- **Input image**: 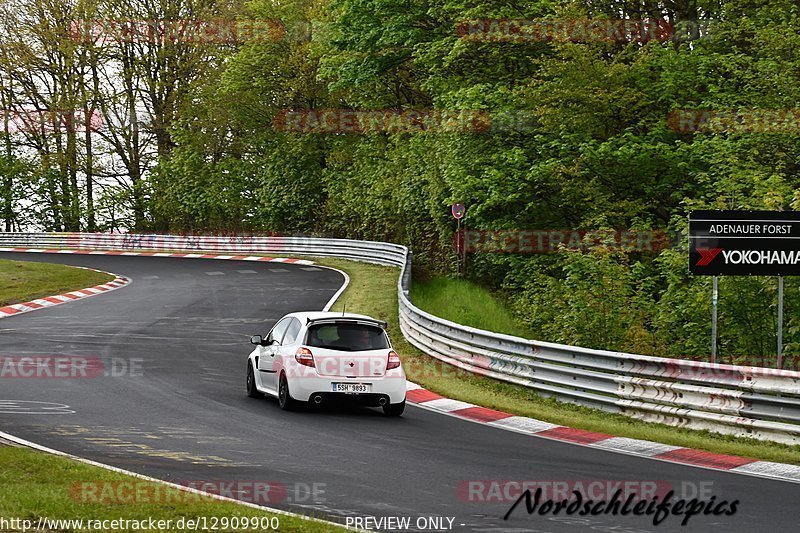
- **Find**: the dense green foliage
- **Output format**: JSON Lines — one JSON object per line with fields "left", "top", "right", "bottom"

{"left": 3, "top": 0, "right": 800, "bottom": 363}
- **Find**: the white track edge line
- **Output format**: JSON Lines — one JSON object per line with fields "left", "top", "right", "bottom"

{"left": 0, "top": 430, "right": 359, "bottom": 531}
{"left": 317, "top": 265, "right": 351, "bottom": 312}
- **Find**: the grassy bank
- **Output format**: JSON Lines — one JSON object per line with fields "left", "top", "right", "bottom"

{"left": 410, "top": 277, "right": 534, "bottom": 337}
{"left": 0, "top": 259, "right": 113, "bottom": 306}
{"left": 315, "top": 258, "right": 800, "bottom": 466}
{"left": 0, "top": 447, "right": 342, "bottom": 532}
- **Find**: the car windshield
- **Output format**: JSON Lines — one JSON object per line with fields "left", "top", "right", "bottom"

{"left": 305, "top": 323, "right": 389, "bottom": 352}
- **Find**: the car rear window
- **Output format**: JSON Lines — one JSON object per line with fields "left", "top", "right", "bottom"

{"left": 305, "top": 323, "right": 389, "bottom": 351}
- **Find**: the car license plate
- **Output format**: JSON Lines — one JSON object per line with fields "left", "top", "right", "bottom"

{"left": 332, "top": 383, "right": 371, "bottom": 393}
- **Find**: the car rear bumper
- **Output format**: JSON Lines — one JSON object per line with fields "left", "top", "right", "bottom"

{"left": 307, "top": 392, "right": 397, "bottom": 407}
{"left": 288, "top": 373, "right": 407, "bottom": 404}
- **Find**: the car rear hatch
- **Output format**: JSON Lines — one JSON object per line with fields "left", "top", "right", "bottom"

{"left": 304, "top": 319, "right": 391, "bottom": 377}
{"left": 310, "top": 347, "right": 389, "bottom": 377}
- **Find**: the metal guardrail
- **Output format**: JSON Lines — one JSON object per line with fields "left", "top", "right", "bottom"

{"left": 2, "top": 232, "right": 800, "bottom": 445}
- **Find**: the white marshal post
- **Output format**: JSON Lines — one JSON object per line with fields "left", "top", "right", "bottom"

{"left": 451, "top": 203, "right": 466, "bottom": 277}
{"left": 711, "top": 276, "right": 718, "bottom": 363}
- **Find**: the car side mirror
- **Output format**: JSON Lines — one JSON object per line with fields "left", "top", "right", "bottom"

{"left": 250, "top": 335, "right": 264, "bottom": 345}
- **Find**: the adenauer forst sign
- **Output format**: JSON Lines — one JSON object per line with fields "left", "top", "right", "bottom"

{"left": 689, "top": 210, "right": 800, "bottom": 276}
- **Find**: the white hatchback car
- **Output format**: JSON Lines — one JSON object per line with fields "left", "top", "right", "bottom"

{"left": 246, "top": 312, "right": 407, "bottom": 416}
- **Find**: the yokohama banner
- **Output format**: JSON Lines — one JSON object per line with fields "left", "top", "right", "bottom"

{"left": 689, "top": 210, "right": 800, "bottom": 276}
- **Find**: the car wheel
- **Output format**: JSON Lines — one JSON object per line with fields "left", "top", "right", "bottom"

{"left": 278, "top": 374, "right": 297, "bottom": 411}
{"left": 247, "top": 362, "right": 262, "bottom": 398}
{"left": 382, "top": 400, "right": 405, "bottom": 417}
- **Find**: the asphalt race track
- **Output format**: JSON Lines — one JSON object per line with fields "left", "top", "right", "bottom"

{"left": 0, "top": 252, "right": 798, "bottom": 532}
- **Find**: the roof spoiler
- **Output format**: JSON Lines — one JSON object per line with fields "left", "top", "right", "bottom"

{"left": 306, "top": 317, "right": 388, "bottom": 329}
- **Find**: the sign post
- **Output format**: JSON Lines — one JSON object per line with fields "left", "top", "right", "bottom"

{"left": 689, "top": 210, "right": 800, "bottom": 367}
{"left": 451, "top": 203, "right": 466, "bottom": 277}
{"left": 778, "top": 275, "right": 784, "bottom": 368}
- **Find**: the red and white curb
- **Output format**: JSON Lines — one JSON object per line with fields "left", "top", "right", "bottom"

{"left": 405, "top": 381, "right": 800, "bottom": 484}
{"left": 0, "top": 267, "right": 130, "bottom": 319}
{"left": 0, "top": 247, "right": 315, "bottom": 265}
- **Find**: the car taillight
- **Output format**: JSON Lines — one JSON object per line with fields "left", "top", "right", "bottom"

{"left": 387, "top": 351, "right": 401, "bottom": 370}
{"left": 295, "top": 347, "right": 315, "bottom": 368}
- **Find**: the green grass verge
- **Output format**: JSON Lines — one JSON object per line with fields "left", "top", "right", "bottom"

{"left": 0, "top": 259, "right": 113, "bottom": 306}
{"left": 0, "top": 447, "right": 342, "bottom": 532}
{"left": 410, "top": 277, "right": 534, "bottom": 337}
{"left": 312, "top": 258, "right": 800, "bottom": 466}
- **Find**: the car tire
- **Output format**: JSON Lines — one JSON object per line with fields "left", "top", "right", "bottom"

{"left": 278, "top": 374, "right": 298, "bottom": 411}
{"left": 382, "top": 400, "right": 405, "bottom": 417}
{"left": 246, "top": 362, "right": 262, "bottom": 398}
